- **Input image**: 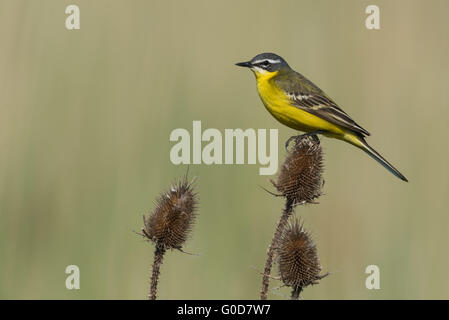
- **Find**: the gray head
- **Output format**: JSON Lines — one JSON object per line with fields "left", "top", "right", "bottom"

{"left": 236, "top": 53, "right": 290, "bottom": 73}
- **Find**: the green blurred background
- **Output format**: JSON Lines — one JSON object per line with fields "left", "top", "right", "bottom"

{"left": 0, "top": 0, "right": 448, "bottom": 299}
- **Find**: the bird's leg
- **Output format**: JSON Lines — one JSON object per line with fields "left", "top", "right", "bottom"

{"left": 285, "top": 130, "right": 325, "bottom": 151}
{"left": 284, "top": 135, "right": 298, "bottom": 151}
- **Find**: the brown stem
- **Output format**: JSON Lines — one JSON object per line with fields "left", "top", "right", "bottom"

{"left": 149, "top": 245, "right": 166, "bottom": 300}
{"left": 291, "top": 286, "right": 303, "bottom": 300}
{"left": 260, "top": 198, "right": 294, "bottom": 300}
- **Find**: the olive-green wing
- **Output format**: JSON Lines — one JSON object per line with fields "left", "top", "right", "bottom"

{"left": 275, "top": 72, "right": 370, "bottom": 136}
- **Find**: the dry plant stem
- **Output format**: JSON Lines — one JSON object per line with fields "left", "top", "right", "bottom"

{"left": 291, "top": 286, "right": 303, "bottom": 300}
{"left": 260, "top": 198, "right": 294, "bottom": 300}
{"left": 149, "top": 246, "right": 166, "bottom": 300}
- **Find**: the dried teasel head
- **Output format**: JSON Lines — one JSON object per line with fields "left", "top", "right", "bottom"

{"left": 273, "top": 135, "right": 323, "bottom": 204}
{"left": 277, "top": 219, "right": 326, "bottom": 299}
{"left": 142, "top": 176, "right": 198, "bottom": 250}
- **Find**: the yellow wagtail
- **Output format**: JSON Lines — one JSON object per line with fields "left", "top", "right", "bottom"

{"left": 236, "top": 52, "right": 408, "bottom": 181}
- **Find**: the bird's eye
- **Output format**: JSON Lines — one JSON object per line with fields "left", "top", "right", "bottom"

{"left": 262, "top": 61, "right": 270, "bottom": 67}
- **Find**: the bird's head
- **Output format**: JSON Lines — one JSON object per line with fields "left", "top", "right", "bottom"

{"left": 236, "top": 53, "right": 290, "bottom": 78}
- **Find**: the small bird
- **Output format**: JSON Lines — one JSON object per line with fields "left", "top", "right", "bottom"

{"left": 236, "top": 53, "right": 407, "bottom": 181}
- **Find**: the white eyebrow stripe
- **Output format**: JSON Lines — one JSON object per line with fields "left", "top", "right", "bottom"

{"left": 252, "top": 58, "right": 281, "bottom": 64}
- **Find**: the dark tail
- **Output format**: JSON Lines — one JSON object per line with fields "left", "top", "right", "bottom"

{"left": 352, "top": 135, "right": 408, "bottom": 182}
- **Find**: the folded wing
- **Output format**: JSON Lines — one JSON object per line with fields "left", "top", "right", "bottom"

{"left": 275, "top": 72, "right": 370, "bottom": 137}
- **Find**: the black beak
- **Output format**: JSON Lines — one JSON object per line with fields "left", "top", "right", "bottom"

{"left": 235, "top": 61, "right": 252, "bottom": 68}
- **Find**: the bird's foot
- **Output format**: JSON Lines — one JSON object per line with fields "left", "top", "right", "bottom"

{"left": 285, "top": 131, "right": 325, "bottom": 151}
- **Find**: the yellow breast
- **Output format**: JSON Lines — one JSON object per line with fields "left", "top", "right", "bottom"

{"left": 255, "top": 72, "right": 345, "bottom": 136}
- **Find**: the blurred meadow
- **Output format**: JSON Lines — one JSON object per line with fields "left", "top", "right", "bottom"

{"left": 0, "top": 0, "right": 448, "bottom": 299}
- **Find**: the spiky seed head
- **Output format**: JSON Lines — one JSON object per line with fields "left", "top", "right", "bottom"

{"left": 274, "top": 135, "right": 323, "bottom": 204}
{"left": 277, "top": 219, "right": 324, "bottom": 293}
{"left": 143, "top": 177, "right": 198, "bottom": 250}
